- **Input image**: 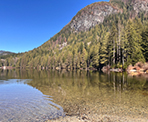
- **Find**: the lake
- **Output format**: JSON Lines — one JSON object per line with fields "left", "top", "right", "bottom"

{"left": 0, "top": 69, "right": 148, "bottom": 122}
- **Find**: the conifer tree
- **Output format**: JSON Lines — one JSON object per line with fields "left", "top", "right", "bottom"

{"left": 107, "top": 23, "right": 117, "bottom": 65}
{"left": 126, "top": 20, "right": 145, "bottom": 64}
{"left": 141, "top": 24, "right": 148, "bottom": 61}
{"left": 100, "top": 33, "right": 109, "bottom": 65}
{"left": 120, "top": 27, "right": 128, "bottom": 66}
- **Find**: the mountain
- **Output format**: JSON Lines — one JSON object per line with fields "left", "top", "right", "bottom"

{"left": 1, "top": 0, "right": 148, "bottom": 69}
{"left": 111, "top": 0, "right": 148, "bottom": 13}
{"left": 0, "top": 50, "right": 15, "bottom": 56}
{"left": 70, "top": 2, "right": 120, "bottom": 32}
{"left": 67, "top": 0, "right": 148, "bottom": 32}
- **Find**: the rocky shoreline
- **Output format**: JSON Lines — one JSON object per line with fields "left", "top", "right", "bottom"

{"left": 102, "top": 62, "right": 148, "bottom": 76}
{"left": 47, "top": 97, "right": 148, "bottom": 122}
{"left": 49, "top": 113, "right": 148, "bottom": 122}
{"left": 127, "top": 62, "right": 148, "bottom": 76}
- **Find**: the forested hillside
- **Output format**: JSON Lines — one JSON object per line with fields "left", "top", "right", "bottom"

{"left": 0, "top": 50, "right": 14, "bottom": 56}
{"left": 1, "top": 0, "right": 148, "bottom": 70}
{"left": 0, "top": 51, "right": 17, "bottom": 65}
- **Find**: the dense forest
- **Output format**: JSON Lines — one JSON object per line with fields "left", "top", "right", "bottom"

{"left": 1, "top": 0, "right": 148, "bottom": 70}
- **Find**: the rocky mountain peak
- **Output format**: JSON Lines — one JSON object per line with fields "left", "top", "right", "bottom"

{"left": 70, "top": 2, "right": 120, "bottom": 32}
{"left": 69, "top": 0, "right": 148, "bottom": 32}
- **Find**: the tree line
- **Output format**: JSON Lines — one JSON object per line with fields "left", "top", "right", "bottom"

{"left": 1, "top": 9, "right": 148, "bottom": 70}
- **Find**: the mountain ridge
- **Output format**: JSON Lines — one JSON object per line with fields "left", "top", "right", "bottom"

{"left": 0, "top": 50, "right": 15, "bottom": 56}
{"left": 41, "top": 0, "right": 148, "bottom": 50}
{"left": 64, "top": 0, "right": 148, "bottom": 32}
{"left": 1, "top": 0, "right": 148, "bottom": 69}
{"left": 69, "top": 1, "right": 120, "bottom": 32}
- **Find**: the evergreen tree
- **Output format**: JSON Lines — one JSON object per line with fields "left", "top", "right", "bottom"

{"left": 141, "top": 24, "right": 148, "bottom": 61}
{"left": 99, "top": 33, "right": 108, "bottom": 65}
{"left": 126, "top": 20, "right": 145, "bottom": 64}
{"left": 107, "top": 23, "right": 117, "bottom": 65}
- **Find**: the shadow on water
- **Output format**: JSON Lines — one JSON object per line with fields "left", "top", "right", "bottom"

{"left": 0, "top": 69, "right": 148, "bottom": 119}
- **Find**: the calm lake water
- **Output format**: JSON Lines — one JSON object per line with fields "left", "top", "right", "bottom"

{"left": 0, "top": 69, "right": 148, "bottom": 122}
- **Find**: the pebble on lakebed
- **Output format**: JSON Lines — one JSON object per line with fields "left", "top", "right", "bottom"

{"left": 48, "top": 114, "right": 148, "bottom": 122}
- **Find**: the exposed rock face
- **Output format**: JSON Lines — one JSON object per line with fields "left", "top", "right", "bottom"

{"left": 119, "top": 0, "right": 148, "bottom": 13}
{"left": 70, "top": 2, "right": 119, "bottom": 32}
{"left": 69, "top": 0, "right": 148, "bottom": 32}
{"left": 132, "top": 0, "right": 148, "bottom": 13}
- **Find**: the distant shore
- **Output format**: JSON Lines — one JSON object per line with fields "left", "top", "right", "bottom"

{"left": 0, "top": 66, "right": 14, "bottom": 70}
{"left": 1, "top": 62, "right": 148, "bottom": 74}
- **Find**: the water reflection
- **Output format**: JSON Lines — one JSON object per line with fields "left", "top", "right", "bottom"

{"left": 0, "top": 69, "right": 148, "bottom": 120}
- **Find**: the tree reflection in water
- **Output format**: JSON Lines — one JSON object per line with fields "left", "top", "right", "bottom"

{"left": 0, "top": 69, "right": 148, "bottom": 118}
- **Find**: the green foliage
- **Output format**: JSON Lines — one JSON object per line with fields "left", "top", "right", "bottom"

{"left": 141, "top": 23, "right": 148, "bottom": 61}
{"left": 1, "top": 2, "right": 148, "bottom": 70}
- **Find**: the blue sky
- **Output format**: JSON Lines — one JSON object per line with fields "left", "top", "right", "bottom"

{"left": 0, "top": 0, "right": 109, "bottom": 53}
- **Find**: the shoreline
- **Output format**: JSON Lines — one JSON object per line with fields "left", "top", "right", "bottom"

{"left": 0, "top": 69, "right": 148, "bottom": 122}
{"left": 47, "top": 98, "right": 148, "bottom": 122}
{"left": 48, "top": 113, "right": 148, "bottom": 122}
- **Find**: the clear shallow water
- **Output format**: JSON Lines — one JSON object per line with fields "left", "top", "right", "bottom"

{"left": 0, "top": 79, "right": 64, "bottom": 122}
{"left": 0, "top": 69, "right": 148, "bottom": 121}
